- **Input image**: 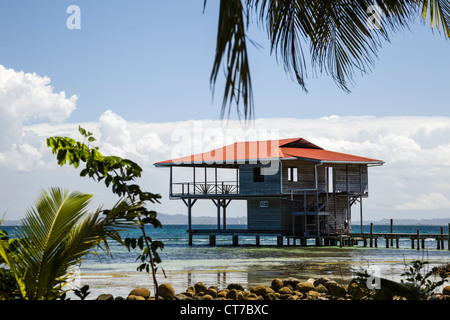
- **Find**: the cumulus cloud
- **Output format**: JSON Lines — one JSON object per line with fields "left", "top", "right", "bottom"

{"left": 395, "top": 193, "right": 450, "bottom": 211}
{"left": 2, "top": 100, "right": 450, "bottom": 219}
{"left": 0, "top": 65, "right": 77, "bottom": 171}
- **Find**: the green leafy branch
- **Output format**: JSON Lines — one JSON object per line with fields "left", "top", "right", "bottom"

{"left": 47, "top": 126, "right": 164, "bottom": 298}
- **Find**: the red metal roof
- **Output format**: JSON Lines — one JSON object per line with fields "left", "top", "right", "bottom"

{"left": 154, "top": 138, "right": 383, "bottom": 166}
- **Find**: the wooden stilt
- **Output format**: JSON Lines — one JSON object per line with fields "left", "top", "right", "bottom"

{"left": 369, "top": 223, "right": 373, "bottom": 248}
{"left": 417, "top": 230, "right": 420, "bottom": 250}
{"left": 209, "top": 235, "right": 216, "bottom": 246}
{"left": 232, "top": 235, "right": 238, "bottom": 246}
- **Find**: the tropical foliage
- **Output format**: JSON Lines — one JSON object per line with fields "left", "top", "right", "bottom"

{"left": 0, "top": 188, "right": 139, "bottom": 300}
{"left": 47, "top": 126, "right": 164, "bottom": 297}
{"left": 354, "top": 259, "right": 448, "bottom": 300}
{"left": 206, "top": 0, "right": 450, "bottom": 120}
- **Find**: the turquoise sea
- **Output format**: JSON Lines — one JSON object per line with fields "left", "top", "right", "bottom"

{"left": 1, "top": 224, "right": 449, "bottom": 298}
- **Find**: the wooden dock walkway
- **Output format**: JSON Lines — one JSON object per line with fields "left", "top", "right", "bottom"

{"left": 187, "top": 223, "right": 450, "bottom": 250}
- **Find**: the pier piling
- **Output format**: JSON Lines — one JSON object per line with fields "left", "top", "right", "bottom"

{"left": 185, "top": 223, "right": 449, "bottom": 250}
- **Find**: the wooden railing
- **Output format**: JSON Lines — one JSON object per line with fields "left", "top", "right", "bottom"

{"left": 171, "top": 181, "right": 239, "bottom": 196}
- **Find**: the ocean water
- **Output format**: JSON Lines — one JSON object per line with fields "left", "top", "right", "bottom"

{"left": 1, "top": 224, "right": 449, "bottom": 299}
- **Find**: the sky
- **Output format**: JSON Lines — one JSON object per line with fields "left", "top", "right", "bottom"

{"left": 0, "top": 1, "right": 450, "bottom": 223}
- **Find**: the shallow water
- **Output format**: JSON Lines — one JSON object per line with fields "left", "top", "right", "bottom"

{"left": 2, "top": 224, "right": 449, "bottom": 299}
{"left": 74, "top": 242, "right": 449, "bottom": 299}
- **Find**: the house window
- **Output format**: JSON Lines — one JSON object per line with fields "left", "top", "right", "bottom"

{"left": 259, "top": 201, "right": 269, "bottom": 208}
{"left": 253, "top": 167, "right": 264, "bottom": 182}
{"left": 287, "top": 167, "right": 298, "bottom": 182}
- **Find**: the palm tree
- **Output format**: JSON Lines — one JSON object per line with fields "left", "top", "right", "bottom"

{"left": 0, "top": 187, "right": 139, "bottom": 300}
{"left": 206, "top": 0, "right": 450, "bottom": 120}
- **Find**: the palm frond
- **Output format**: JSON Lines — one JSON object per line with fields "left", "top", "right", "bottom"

{"left": 0, "top": 187, "right": 139, "bottom": 299}
{"left": 207, "top": 0, "right": 450, "bottom": 120}
{"left": 420, "top": 0, "right": 450, "bottom": 37}
{"left": 210, "top": 0, "right": 254, "bottom": 121}
{"left": 254, "top": 0, "right": 313, "bottom": 90}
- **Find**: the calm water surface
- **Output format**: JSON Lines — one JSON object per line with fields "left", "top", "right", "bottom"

{"left": 2, "top": 224, "right": 449, "bottom": 298}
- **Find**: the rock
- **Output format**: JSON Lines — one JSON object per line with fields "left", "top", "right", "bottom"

{"left": 327, "top": 282, "right": 347, "bottom": 297}
{"left": 158, "top": 283, "right": 175, "bottom": 299}
{"left": 127, "top": 295, "right": 145, "bottom": 300}
{"left": 201, "top": 294, "right": 213, "bottom": 300}
{"left": 283, "top": 277, "right": 300, "bottom": 288}
{"left": 315, "top": 284, "right": 328, "bottom": 294}
{"left": 182, "top": 291, "right": 195, "bottom": 298}
{"left": 227, "top": 283, "right": 245, "bottom": 291}
{"left": 194, "top": 282, "right": 208, "bottom": 294}
{"left": 246, "top": 293, "right": 259, "bottom": 300}
{"left": 205, "top": 288, "right": 218, "bottom": 298}
{"left": 443, "top": 286, "right": 450, "bottom": 296}
{"left": 96, "top": 294, "right": 114, "bottom": 300}
{"left": 218, "top": 290, "right": 228, "bottom": 298}
{"left": 226, "top": 289, "right": 240, "bottom": 300}
{"left": 186, "top": 286, "right": 196, "bottom": 295}
{"left": 278, "top": 286, "right": 292, "bottom": 295}
{"left": 307, "top": 291, "right": 323, "bottom": 300}
{"left": 115, "top": 296, "right": 124, "bottom": 300}
{"left": 250, "top": 285, "right": 273, "bottom": 297}
{"left": 129, "top": 288, "right": 151, "bottom": 300}
{"left": 313, "top": 277, "right": 332, "bottom": 288}
{"left": 296, "top": 281, "right": 316, "bottom": 293}
{"left": 174, "top": 293, "right": 193, "bottom": 300}
{"left": 265, "top": 292, "right": 278, "bottom": 300}
{"left": 271, "top": 278, "right": 283, "bottom": 292}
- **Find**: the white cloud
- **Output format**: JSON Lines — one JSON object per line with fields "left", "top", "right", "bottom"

{"left": 98, "top": 110, "right": 133, "bottom": 156}
{"left": 2, "top": 95, "right": 450, "bottom": 220}
{"left": 0, "top": 65, "right": 77, "bottom": 171}
{"left": 395, "top": 193, "right": 450, "bottom": 211}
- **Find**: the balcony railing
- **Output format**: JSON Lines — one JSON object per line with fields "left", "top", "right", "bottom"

{"left": 171, "top": 181, "right": 239, "bottom": 196}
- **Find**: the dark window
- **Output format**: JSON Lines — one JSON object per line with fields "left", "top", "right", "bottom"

{"left": 253, "top": 167, "right": 264, "bottom": 182}
{"left": 287, "top": 167, "right": 298, "bottom": 182}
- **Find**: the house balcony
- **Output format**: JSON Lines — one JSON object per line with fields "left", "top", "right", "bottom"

{"left": 170, "top": 181, "right": 240, "bottom": 198}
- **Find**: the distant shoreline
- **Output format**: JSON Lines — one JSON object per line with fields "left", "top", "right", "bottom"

{"left": 2, "top": 213, "right": 449, "bottom": 226}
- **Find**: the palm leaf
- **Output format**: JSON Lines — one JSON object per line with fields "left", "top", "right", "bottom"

{"left": 209, "top": 0, "right": 254, "bottom": 121}
{"left": 0, "top": 188, "right": 139, "bottom": 299}
{"left": 207, "top": 0, "right": 450, "bottom": 120}
{"left": 420, "top": 0, "right": 450, "bottom": 37}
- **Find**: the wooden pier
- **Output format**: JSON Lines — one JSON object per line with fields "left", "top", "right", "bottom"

{"left": 187, "top": 223, "right": 450, "bottom": 250}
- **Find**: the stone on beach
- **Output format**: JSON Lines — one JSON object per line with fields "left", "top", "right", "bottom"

{"left": 443, "top": 286, "right": 450, "bottom": 296}
{"left": 96, "top": 294, "right": 114, "bottom": 300}
{"left": 94, "top": 274, "right": 450, "bottom": 301}
{"left": 128, "top": 288, "right": 151, "bottom": 300}
{"left": 271, "top": 278, "right": 283, "bottom": 292}
{"left": 158, "top": 283, "right": 175, "bottom": 299}
{"left": 205, "top": 288, "right": 218, "bottom": 298}
{"left": 250, "top": 285, "right": 273, "bottom": 297}
{"left": 227, "top": 283, "right": 245, "bottom": 291}
{"left": 296, "top": 281, "right": 316, "bottom": 293}
{"left": 194, "top": 282, "right": 207, "bottom": 294}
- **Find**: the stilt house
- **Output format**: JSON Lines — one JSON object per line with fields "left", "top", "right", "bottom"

{"left": 154, "top": 138, "right": 383, "bottom": 244}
